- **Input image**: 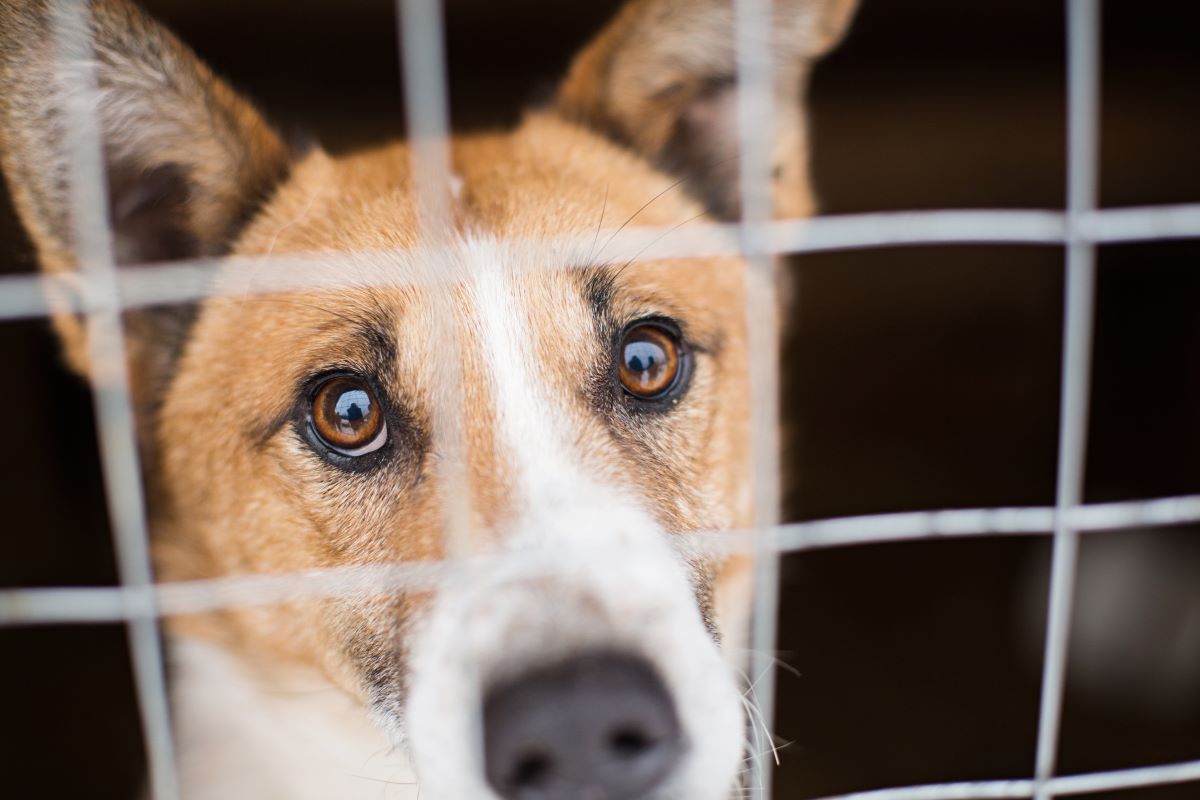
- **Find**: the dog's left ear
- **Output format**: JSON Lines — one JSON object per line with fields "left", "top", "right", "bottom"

{"left": 558, "top": 0, "right": 858, "bottom": 220}
{"left": 0, "top": 0, "right": 293, "bottom": 272}
{"left": 0, "top": 0, "right": 294, "bottom": 455}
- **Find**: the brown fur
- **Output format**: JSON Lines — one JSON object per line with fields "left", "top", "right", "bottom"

{"left": 156, "top": 121, "right": 755, "bottom": 690}
{"left": 0, "top": 0, "right": 856, "bottom": 790}
{"left": 0, "top": 0, "right": 292, "bottom": 453}
{"left": 559, "top": 0, "right": 857, "bottom": 219}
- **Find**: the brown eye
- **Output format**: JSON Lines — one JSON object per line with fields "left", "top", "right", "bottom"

{"left": 618, "top": 323, "right": 682, "bottom": 400}
{"left": 310, "top": 377, "right": 387, "bottom": 456}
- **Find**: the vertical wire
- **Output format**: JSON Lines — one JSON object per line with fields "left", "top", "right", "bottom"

{"left": 395, "top": 0, "right": 472, "bottom": 557}
{"left": 735, "top": 0, "right": 783, "bottom": 797}
{"left": 51, "top": 2, "right": 179, "bottom": 798}
{"left": 395, "top": 0, "right": 481, "bottom": 776}
{"left": 399, "top": 0, "right": 454, "bottom": 234}
{"left": 1033, "top": 1, "right": 1101, "bottom": 798}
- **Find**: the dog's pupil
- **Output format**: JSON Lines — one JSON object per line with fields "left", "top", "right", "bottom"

{"left": 334, "top": 389, "right": 370, "bottom": 429}
{"left": 626, "top": 344, "right": 659, "bottom": 373}
{"left": 311, "top": 377, "right": 384, "bottom": 454}
{"left": 619, "top": 324, "right": 679, "bottom": 399}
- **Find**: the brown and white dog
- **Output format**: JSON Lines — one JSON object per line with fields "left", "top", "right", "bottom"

{"left": 0, "top": 0, "right": 856, "bottom": 797}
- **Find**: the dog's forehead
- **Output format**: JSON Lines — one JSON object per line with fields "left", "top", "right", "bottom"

{"left": 237, "top": 113, "right": 711, "bottom": 256}
{"left": 194, "top": 244, "right": 740, "bottom": 402}
{"left": 207, "top": 111, "right": 749, "bottom": 381}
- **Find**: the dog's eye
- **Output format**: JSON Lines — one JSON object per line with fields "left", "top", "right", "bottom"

{"left": 310, "top": 377, "right": 387, "bottom": 456}
{"left": 618, "top": 323, "right": 682, "bottom": 400}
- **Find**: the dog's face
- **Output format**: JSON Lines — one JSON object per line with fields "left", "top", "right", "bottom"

{"left": 167, "top": 128, "right": 756, "bottom": 796}
{"left": 0, "top": 0, "right": 856, "bottom": 797}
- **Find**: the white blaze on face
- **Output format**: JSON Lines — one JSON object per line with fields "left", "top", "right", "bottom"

{"left": 468, "top": 238, "right": 595, "bottom": 526}
{"left": 403, "top": 238, "right": 745, "bottom": 799}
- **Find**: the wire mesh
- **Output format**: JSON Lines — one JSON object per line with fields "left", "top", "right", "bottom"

{"left": 4, "top": 492, "right": 1200, "bottom": 627}
{"left": 3, "top": 0, "right": 1198, "bottom": 799}
{"left": 49, "top": 2, "right": 179, "bottom": 797}
{"left": 734, "top": 0, "right": 786, "bottom": 795}
{"left": 1032, "top": 2, "right": 1100, "bottom": 799}
{"left": 3, "top": 204, "right": 1200, "bottom": 322}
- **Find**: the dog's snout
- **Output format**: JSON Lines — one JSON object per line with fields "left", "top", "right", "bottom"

{"left": 483, "top": 654, "right": 682, "bottom": 799}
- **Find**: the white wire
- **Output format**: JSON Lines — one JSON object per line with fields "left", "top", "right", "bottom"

{"left": 395, "top": 0, "right": 473, "bottom": 560}
{"left": 771, "top": 492, "right": 1200, "bottom": 550}
{"left": 1032, "top": 2, "right": 1101, "bottom": 798}
{"left": 2, "top": 1, "right": 1196, "bottom": 798}
{"left": 398, "top": 0, "right": 453, "bottom": 231}
{"left": 396, "top": 0, "right": 489, "bottom": 778}
{"left": 392, "top": 15, "right": 482, "bottom": 770}
{"left": 49, "top": 2, "right": 179, "bottom": 798}
{"left": 4, "top": 204, "right": 1200, "bottom": 321}
{"left": 6, "top": 492, "right": 1199, "bottom": 628}
{"left": 734, "top": 0, "right": 783, "bottom": 796}
{"left": 1081, "top": 203, "right": 1200, "bottom": 241}
{"left": 0, "top": 561, "right": 450, "bottom": 625}
{"left": 811, "top": 779, "right": 1036, "bottom": 800}
{"left": 809, "top": 756, "right": 1200, "bottom": 800}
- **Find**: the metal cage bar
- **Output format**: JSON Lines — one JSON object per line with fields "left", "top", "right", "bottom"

{"left": 49, "top": 1, "right": 180, "bottom": 798}
{"left": 2, "top": 0, "right": 1197, "bottom": 799}
{"left": 3, "top": 205, "right": 1200, "bottom": 322}
{"left": 1033, "top": 2, "right": 1101, "bottom": 798}
{"left": 394, "top": 0, "right": 489, "bottom": 774}
{"left": 735, "top": 0, "right": 786, "bottom": 796}
{"left": 3, "top": 203, "right": 1200, "bottom": 322}
{"left": 396, "top": 0, "right": 475, "bottom": 558}
{"left": 5, "top": 493, "right": 1200, "bottom": 628}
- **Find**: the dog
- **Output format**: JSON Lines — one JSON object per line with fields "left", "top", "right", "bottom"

{"left": 0, "top": 0, "right": 856, "bottom": 797}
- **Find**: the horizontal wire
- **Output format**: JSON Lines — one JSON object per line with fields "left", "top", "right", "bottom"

{"left": 10, "top": 2, "right": 1188, "bottom": 797}
{"left": 3, "top": 492, "right": 1197, "bottom": 628}
{"left": 1, "top": 204, "right": 1198, "bottom": 322}
{"left": 811, "top": 755, "right": 1200, "bottom": 800}
{"left": 1051, "top": 758, "right": 1200, "bottom": 795}
{"left": 1082, "top": 202, "right": 1200, "bottom": 242}
{"left": 0, "top": 561, "right": 451, "bottom": 625}
{"left": 812, "top": 779, "right": 1036, "bottom": 800}
{"left": 767, "top": 492, "right": 1200, "bottom": 551}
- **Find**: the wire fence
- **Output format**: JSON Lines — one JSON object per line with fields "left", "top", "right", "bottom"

{"left": 2, "top": 0, "right": 1199, "bottom": 799}
{"left": 50, "top": 2, "right": 179, "bottom": 798}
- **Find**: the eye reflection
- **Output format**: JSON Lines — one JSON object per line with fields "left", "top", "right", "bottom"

{"left": 311, "top": 377, "right": 387, "bottom": 455}
{"left": 334, "top": 389, "right": 370, "bottom": 428}
{"left": 618, "top": 324, "right": 681, "bottom": 399}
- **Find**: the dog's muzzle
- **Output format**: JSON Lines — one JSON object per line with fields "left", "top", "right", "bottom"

{"left": 404, "top": 502, "right": 745, "bottom": 800}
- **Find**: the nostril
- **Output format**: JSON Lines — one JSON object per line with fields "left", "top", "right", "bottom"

{"left": 483, "top": 653, "right": 682, "bottom": 800}
{"left": 608, "top": 725, "right": 655, "bottom": 760}
{"left": 509, "top": 749, "right": 553, "bottom": 790}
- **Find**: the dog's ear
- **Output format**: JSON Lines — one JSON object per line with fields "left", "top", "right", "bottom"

{"left": 0, "top": 0, "right": 292, "bottom": 390}
{"left": 558, "top": 0, "right": 857, "bottom": 220}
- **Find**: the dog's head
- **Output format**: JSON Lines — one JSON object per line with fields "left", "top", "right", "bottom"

{"left": 0, "top": 0, "right": 855, "bottom": 797}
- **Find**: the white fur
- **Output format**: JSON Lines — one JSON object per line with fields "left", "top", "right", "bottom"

{"left": 171, "top": 637, "right": 419, "bottom": 800}
{"left": 403, "top": 238, "right": 744, "bottom": 798}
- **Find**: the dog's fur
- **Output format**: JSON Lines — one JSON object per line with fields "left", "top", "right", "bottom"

{"left": 0, "top": 0, "right": 856, "bottom": 796}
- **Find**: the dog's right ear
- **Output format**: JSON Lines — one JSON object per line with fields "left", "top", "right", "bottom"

{"left": 0, "top": 0, "right": 293, "bottom": 381}
{"left": 557, "top": 0, "right": 857, "bottom": 221}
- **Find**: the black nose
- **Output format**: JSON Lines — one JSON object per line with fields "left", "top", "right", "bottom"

{"left": 482, "top": 653, "right": 682, "bottom": 800}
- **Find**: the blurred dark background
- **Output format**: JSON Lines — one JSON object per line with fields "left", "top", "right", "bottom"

{"left": 2, "top": 1, "right": 1198, "bottom": 798}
